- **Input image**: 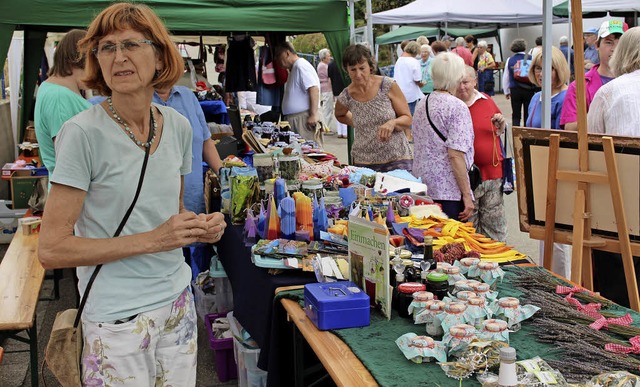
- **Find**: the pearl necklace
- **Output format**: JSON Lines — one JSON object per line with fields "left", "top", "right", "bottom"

{"left": 107, "top": 96, "right": 157, "bottom": 148}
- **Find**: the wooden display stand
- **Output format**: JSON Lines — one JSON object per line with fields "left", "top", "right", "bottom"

{"left": 537, "top": 0, "right": 639, "bottom": 310}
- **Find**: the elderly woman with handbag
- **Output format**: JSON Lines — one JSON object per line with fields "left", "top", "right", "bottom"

{"left": 455, "top": 66, "right": 507, "bottom": 241}
{"left": 39, "top": 3, "right": 226, "bottom": 385}
{"left": 412, "top": 52, "right": 475, "bottom": 221}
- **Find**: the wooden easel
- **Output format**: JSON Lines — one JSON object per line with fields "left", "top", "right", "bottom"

{"left": 541, "top": 0, "right": 640, "bottom": 311}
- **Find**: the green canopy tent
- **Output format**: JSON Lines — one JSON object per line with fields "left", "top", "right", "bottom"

{"left": 376, "top": 26, "right": 496, "bottom": 45}
{"left": 0, "top": 0, "right": 350, "bottom": 142}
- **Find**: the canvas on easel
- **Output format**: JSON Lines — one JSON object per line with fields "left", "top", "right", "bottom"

{"left": 511, "top": 0, "right": 640, "bottom": 311}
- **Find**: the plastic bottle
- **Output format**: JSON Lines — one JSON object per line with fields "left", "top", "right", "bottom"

{"left": 497, "top": 347, "right": 518, "bottom": 386}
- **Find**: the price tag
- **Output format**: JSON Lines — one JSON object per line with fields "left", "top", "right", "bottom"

{"left": 516, "top": 359, "right": 540, "bottom": 372}
{"left": 533, "top": 371, "right": 558, "bottom": 384}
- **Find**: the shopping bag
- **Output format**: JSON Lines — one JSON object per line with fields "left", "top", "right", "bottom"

{"left": 262, "top": 62, "right": 276, "bottom": 85}
{"left": 45, "top": 308, "right": 83, "bottom": 387}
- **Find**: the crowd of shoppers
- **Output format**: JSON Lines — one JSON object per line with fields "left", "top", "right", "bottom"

{"left": 26, "top": 10, "right": 640, "bottom": 387}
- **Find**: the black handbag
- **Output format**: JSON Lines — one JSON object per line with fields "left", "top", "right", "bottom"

{"left": 501, "top": 129, "right": 515, "bottom": 195}
{"left": 425, "top": 94, "right": 482, "bottom": 191}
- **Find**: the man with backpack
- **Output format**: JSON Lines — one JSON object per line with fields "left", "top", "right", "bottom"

{"left": 502, "top": 38, "right": 537, "bottom": 126}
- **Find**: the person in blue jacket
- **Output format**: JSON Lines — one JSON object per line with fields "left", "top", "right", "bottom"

{"left": 154, "top": 85, "right": 223, "bottom": 280}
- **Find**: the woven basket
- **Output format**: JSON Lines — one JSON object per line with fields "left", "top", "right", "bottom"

{"left": 23, "top": 126, "right": 37, "bottom": 143}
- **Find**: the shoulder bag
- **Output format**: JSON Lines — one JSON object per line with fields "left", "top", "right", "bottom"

{"left": 425, "top": 94, "right": 482, "bottom": 191}
{"left": 260, "top": 46, "right": 276, "bottom": 86}
{"left": 44, "top": 110, "right": 154, "bottom": 387}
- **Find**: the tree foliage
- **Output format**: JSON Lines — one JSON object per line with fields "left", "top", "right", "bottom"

{"left": 354, "top": 0, "right": 413, "bottom": 67}
{"left": 289, "top": 1, "right": 413, "bottom": 65}
{"left": 290, "top": 33, "right": 328, "bottom": 56}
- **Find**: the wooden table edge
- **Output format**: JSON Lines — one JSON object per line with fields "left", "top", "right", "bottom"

{"left": 276, "top": 286, "right": 378, "bottom": 387}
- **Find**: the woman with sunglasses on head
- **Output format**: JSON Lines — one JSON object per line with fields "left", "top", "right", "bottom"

{"left": 525, "top": 47, "right": 570, "bottom": 130}
{"left": 38, "top": 3, "right": 225, "bottom": 385}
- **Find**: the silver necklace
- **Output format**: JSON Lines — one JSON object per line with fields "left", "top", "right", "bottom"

{"left": 107, "top": 96, "right": 157, "bottom": 148}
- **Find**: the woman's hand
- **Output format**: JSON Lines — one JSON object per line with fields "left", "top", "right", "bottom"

{"left": 154, "top": 211, "right": 208, "bottom": 251}
{"left": 491, "top": 113, "right": 506, "bottom": 136}
{"left": 198, "top": 212, "right": 227, "bottom": 244}
{"left": 377, "top": 119, "right": 396, "bottom": 142}
{"left": 459, "top": 195, "right": 475, "bottom": 222}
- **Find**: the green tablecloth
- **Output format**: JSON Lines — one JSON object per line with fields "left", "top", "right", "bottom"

{"left": 277, "top": 266, "right": 640, "bottom": 386}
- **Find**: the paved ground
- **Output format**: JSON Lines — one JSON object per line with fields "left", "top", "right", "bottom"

{"left": 0, "top": 94, "right": 539, "bottom": 386}
{"left": 0, "top": 264, "right": 236, "bottom": 386}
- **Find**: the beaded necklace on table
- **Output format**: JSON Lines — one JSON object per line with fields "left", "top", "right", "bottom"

{"left": 107, "top": 96, "right": 157, "bottom": 148}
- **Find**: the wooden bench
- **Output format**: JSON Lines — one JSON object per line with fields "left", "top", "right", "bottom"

{"left": 276, "top": 286, "right": 378, "bottom": 387}
{"left": 0, "top": 228, "right": 45, "bottom": 386}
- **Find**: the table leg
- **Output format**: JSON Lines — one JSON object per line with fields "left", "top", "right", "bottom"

{"left": 292, "top": 323, "right": 305, "bottom": 387}
{"left": 29, "top": 322, "right": 38, "bottom": 387}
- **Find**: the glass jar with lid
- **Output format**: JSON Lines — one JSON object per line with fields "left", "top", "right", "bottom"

{"left": 277, "top": 154, "right": 301, "bottom": 181}
{"left": 396, "top": 282, "right": 426, "bottom": 319}
{"left": 253, "top": 153, "right": 276, "bottom": 182}
{"left": 301, "top": 178, "right": 324, "bottom": 200}
{"left": 425, "top": 272, "right": 449, "bottom": 301}
{"left": 408, "top": 291, "right": 434, "bottom": 320}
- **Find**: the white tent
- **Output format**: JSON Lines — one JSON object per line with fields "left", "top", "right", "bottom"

{"left": 371, "top": 0, "right": 563, "bottom": 26}
{"left": 554, "top": 0, "right": 640, "bottom": 16}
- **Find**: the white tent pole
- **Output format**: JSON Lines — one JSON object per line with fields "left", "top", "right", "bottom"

{"left": 8, "top": 34, "right": 22, "bottom": 159}
{"left": 541, "top": 0, "right": 553, "bottom": 129}
{"left": 568, "top": 0, "right": 573, "bottom": 78}
{"left": 349, "top": 1, "right": 356, "bottom": 44}
{"left": 365, "top": 0, "right": 374, "bottom": 47}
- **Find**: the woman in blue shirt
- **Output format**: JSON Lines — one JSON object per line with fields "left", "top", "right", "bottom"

{"left": 525, "top": 46, "right": 572, "bottom": 279}
{"left": 154, "top": 85, "right": 223, "bottom": 279}
{"left": 526, "top": 47, "right": 570, "bottom": 129}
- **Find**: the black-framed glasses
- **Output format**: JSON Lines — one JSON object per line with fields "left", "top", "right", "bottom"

{"left": 93, "top": 39, "right": 155, "bottom": 58}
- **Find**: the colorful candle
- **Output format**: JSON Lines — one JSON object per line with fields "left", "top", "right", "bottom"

{"left": 266, "top": 195, "right": 280, "bottom": 240}
{"left": 294, "top": 192, "right": 314, "bottom": 241}
{"left": 274, "top": 178, "right": 286, "bottom": 208}
{"left": 279, "top": 195, "right": 296, "bottom": 240}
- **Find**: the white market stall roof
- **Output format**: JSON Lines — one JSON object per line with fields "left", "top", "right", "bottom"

{"left": 372, "top": 0, "right": 564, "bottom": 27}
{"left": 554, "top": 0, "right": 640, "bottom": 17}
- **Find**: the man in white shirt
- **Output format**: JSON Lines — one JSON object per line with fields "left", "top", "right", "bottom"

{"left": 275, "top": 41, "right": 321, "bottom": 137}
{"left": 586, "top": 24, "right": 640, "bottom": 308}
{"left": 393, "top": 41, "right": 424, "bottom": 142}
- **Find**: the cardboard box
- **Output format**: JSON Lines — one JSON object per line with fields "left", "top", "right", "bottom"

{"left": 304, "top": 281, "right": 370, "bottom": 330}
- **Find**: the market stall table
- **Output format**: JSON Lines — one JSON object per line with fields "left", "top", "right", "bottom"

{"left": 216, "top": 218, "right": 316, "bottom": 385}
{"left": 274, "top": 265, "right": 640, "bottom": 386}
{"left": 199, "top": 100, "right": 230, "bottom": 125}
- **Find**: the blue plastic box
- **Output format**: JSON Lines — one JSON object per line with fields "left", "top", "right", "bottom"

{"left": 304, "top": 281, "right": 370, "bottom": 331}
